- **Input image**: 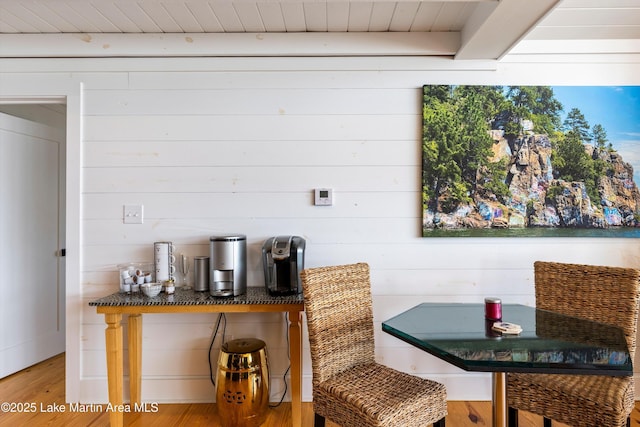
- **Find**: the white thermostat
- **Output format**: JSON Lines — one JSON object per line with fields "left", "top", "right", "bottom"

{"left": 314, "top": 188, "right": 333, "bottom": 206}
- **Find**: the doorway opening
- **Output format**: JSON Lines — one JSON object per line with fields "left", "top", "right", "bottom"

{"left": 0, "top": 90, "right": 82, "bottom": 402}
{"left": 0, "top": 101, "right": 66, "bottom": 379}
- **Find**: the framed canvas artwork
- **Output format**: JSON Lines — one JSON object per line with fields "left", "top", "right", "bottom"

{"left": 421, "top": 85, "right": 640, "bottom": 237}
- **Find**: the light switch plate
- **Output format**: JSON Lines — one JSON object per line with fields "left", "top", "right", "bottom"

{"left": 123, "top": 204, "right": 144, "bottom": 224}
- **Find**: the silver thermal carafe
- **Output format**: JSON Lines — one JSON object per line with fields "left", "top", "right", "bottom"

{"left": 262, "top": 236, "right": 305, "bottom": 296}
{"left": 209, "top": 235, "right": 247, "bottom": 297}
{"left": 193, "top": 256, "right": 210, "bottom": 292}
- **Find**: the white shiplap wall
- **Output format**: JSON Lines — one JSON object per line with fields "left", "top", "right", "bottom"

{"left": 2, "top": 55, "right": 640, "bottom": 404}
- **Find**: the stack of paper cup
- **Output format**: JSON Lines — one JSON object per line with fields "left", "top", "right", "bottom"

{"left": 154, "top": 242, "right": 176, "bottom": 283}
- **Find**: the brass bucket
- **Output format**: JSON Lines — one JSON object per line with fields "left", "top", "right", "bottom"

{"left": 216, "top": 338, "right": 269, "bottom": 427}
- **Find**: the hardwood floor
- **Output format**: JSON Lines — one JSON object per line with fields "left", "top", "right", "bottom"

{"left": 1, "top": 353, "right": 639, "bottom": 426}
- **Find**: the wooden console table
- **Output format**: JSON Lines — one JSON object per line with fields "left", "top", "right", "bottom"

{"left": 89, "top": 287, "right": 304, "bottom": 427}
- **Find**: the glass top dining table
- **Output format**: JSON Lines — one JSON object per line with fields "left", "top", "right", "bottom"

{"left": 382, "top": 303, "right": 632, "bottom": 427}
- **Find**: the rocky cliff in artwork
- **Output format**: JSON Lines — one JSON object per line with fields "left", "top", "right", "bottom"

{"left": 424, "top": 131, "right": 640, "bottom": 230}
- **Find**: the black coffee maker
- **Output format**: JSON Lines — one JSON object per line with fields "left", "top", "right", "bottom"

{"left": 262, "top": 236, "right": 306, "bottom": 296}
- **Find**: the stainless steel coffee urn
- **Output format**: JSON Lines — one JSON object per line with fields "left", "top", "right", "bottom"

{"left": 210, "top": 235, "right": 247, "bottom": 297}
{"left": 262, "top": 236, "right": 305, "bottom": 296}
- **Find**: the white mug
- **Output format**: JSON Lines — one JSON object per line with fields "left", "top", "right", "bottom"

{"left": 154, "top": 241, "right": 175, "bottom": 258}
{"left": 156, "top": 263, "right": 176, "bottom": 282}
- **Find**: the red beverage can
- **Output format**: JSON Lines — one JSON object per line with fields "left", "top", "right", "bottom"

{"left": 485, "top": 297, "right": 502, "bottom": 321}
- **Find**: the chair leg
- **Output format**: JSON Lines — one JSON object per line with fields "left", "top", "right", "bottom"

{"left": 627, "top": 416, "right": 631, "bottom": 427}
{"left": 543, "top": 417, "right": 552, "bottom": 427}
{"left": 433, "top": 417, "right": 445, "bottom": 427}
{"left": 314, "top": 413, "right": 326, "bottom": 427}
{"left": 508, "top": 407, "right": 518, "bottom": 427}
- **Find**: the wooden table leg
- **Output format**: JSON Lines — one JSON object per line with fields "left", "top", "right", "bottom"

{"left": 105, "top": 313, "right": 124, "bottom": 427}
{"left": 492, "top": 372, "right": 507, "bottom": 427}
{"left": 128, "top": 314, "right": 142, "bottom": 405}
{"left": 288, "top": 310, "right": 302, "bottom": 427}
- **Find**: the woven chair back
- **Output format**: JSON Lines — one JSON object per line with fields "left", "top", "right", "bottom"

{"left": 301, "top": 263, "right": 376, "bottom": 387}
{"left": 534, "top": 261, "right": 640, "bottom": 359}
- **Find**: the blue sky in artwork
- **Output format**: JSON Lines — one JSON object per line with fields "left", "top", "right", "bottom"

{"left": 551, "top": 85, "right": 640, "bottom": 183}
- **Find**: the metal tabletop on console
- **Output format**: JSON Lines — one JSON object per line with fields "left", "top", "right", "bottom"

{"left": 89, "top": 286, "right": 304, "bottom": 307}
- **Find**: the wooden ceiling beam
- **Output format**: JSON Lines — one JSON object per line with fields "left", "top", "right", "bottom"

{"left": 0, "top": 31, "right": 461, "bottom": 58}
{"left": 455, "top": 0, "right": 561, "bottom": 60}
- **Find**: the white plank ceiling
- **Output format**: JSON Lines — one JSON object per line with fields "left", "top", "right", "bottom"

{"left": 0, "top": 0, "right": 639, "bottom": 60}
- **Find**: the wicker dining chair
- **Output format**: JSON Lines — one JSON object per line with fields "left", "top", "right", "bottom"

{"left": 507, "top": 261, "right": 640, "bottom": 427}
{"left": 300, "top": 263, "right": 447, "bottom": 427}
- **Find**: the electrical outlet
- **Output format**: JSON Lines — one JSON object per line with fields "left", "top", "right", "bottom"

{"left": 123, "top": 204, "right": 144, "bottom": 224}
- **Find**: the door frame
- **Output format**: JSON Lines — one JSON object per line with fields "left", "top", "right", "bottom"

{"left": 0, "top": 84, "right": 82, "bottom": 402}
